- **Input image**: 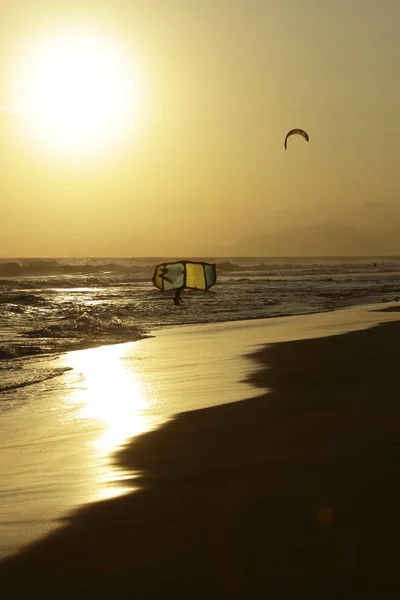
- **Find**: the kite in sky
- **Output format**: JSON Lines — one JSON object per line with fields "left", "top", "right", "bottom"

{"left": 284, "top": 128, "right": 309, "bottom": 149}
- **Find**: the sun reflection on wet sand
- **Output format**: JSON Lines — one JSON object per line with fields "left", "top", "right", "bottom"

{"left": 64, "top": 343, "right": 161, "bottom": 501}
{"left": 62, "top": 303, "right": 400, "bottom": 503}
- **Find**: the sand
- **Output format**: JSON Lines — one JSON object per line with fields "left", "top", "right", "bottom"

{"left": 1, "top": 304, "right": 400, "bottom": 598}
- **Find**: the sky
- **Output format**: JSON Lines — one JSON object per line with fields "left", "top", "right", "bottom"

{"left": 0, "top": 0, "right": 399, "bottom": 256}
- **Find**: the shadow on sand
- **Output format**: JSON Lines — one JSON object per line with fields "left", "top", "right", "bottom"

{"left": 2, "top": 321, "right": 400, "bottom": 598}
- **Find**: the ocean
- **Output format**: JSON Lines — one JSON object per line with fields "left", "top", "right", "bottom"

{"left": 1, "top": 256, "right": 399, "bottom": 410}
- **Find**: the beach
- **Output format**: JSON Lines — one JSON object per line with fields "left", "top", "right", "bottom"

{"left": 2, "top": 0, "right": 400, "bottom": 594}
{"left": 1, "top": 303, "right": 400, "bottom": 598}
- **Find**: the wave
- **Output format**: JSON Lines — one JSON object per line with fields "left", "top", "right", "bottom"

{"left": 24, "top": 312, "right": 135, "bottom": 338}
{"left": 0, "top": 367, "right": 71, "bottom": 394}
{"left": 0, "top": 344, "right": 48, "bottom": 360}
{"left": 0, "top": 260, "right": 155, "bottom": 278}
{"left": 217, "top": 261, "right": 400, "bottom": 277}
{"left": 0, "top": 292, "right": 48, "bottom": 306}
{"left": 1, "top": 258, "right": 399, "bottom": 287}
{"left": 19, "top": 311, "right": 150, "bottom": 355}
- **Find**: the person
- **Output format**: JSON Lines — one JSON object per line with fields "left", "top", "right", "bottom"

{"left": 174, "top": 285, "right": 184, "bottom": 306}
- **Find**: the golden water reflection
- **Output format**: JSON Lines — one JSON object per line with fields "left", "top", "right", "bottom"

{"left": 65, "top": 342, "right": 160, "bottom": 501}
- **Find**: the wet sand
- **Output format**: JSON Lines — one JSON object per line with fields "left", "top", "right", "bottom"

{"left": 2, "top": 306, "right": 400, "bottom": 597}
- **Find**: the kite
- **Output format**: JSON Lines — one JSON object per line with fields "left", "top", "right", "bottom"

{"left": 152, "top": 261, "right": 217, "bottom": 291}
{"left": 284, "top": 128, "right": 309, "bottom": 150}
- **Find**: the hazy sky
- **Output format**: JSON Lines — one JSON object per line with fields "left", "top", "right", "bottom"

{"left": 0, "top": 0, "right": 399, "bottom": 256}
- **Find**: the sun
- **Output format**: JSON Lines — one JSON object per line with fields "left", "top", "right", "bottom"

{"left": 13, "top": 28, "right": 146, "bottom": 157}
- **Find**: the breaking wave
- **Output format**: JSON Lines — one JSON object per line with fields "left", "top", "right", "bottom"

{"left": 0, "top": 293, "right": 48, "bottom": 306}
{"left": 0, "top": 367, "right": 71, "bottom": 394}
{"left": 1, "top": 257, "right": 400, "bottom": 289}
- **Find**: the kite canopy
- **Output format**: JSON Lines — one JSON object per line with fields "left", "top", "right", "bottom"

{"left": 284, "top": 128, "right": 309, "bottom": 149}
{"left": 153, "top": 261, "right": 217, "bottom": 291}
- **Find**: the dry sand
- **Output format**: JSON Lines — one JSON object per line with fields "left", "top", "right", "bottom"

{"left": 1, "top": 306, "right": 400, "bottom": 598}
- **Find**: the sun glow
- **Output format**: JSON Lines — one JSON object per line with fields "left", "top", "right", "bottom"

{"left": 13, "top": 28, "right": 146, "bottom": 157}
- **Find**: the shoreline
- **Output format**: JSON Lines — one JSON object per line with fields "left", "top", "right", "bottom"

{"left": 6, "top": 301, "right": 398, "bottom": 397}
{"left": 1, "top": 292, "right": 399, "bottom": 364}
{"left": 1, "top": 306, "right": 400, "bottom": 596}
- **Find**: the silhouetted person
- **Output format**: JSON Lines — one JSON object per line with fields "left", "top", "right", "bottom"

{"left": 174, "top": 285, "right": 184, "bottom": 306}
